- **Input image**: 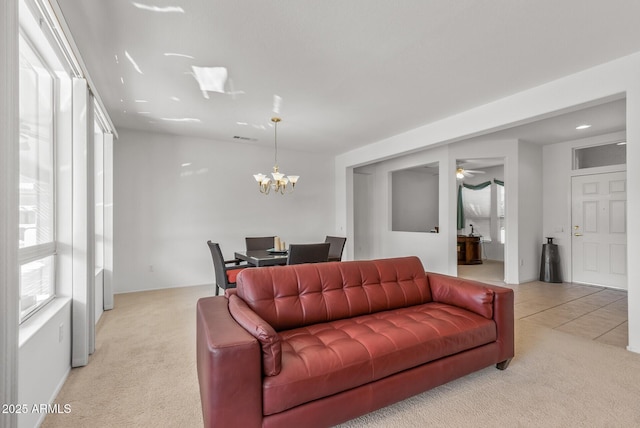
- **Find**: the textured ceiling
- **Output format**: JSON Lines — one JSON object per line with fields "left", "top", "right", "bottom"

{"left": 55, "top": 0, "right": 639, "bottom": 154}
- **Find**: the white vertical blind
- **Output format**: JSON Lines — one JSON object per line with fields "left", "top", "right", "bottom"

{"left": 103, "top": 132, "right": 114, "bottom": 310}
{"left": 71, "top": 78, "right": 96, "bottom": 367}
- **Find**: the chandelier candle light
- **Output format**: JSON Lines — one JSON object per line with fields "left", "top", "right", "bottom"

{"left": 253, "top": 117, "right": 299, "bottom": 195}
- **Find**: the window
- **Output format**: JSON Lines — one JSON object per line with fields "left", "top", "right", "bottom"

{"left": 462, "top": 185, "right": 491, "bottom": 240}
{"left": 496, "top": 183, "right": 505, "bottom": 244}
{"left": 18, "top": 31, "right": 56, "bottom": 321}
{"left": 459, "top": 178, "right": 505, "bottom": 244}
{"left": 573, "top": 142, "right": 626, "bottom": 170}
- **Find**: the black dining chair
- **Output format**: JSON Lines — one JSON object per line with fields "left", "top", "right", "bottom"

{"left": 324, "top": 236, "right": 346, "bottom": 262}
{"left": 207, "top": 241, "right": 251, "bottom": 296}
{"left": 286, "top": 243, "right": 331, "bottom": 265}
{"left": 245, "top": 236, "right": 276, "bottom": 251}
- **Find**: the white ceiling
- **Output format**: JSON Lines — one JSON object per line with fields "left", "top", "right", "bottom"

{"left": 55, "top": 0, "right": 639, "bottom": 155}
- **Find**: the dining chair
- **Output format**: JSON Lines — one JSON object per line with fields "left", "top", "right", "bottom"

{"left": 245, "top": 236, "right": 276, "bottom": 251}
{"left": 207, "top": 241, "right": 251, "bottom": 296}
{"left": 324, "top": 236, "right": 347, "bottom": 262}
{"left": 286, "top": 242, "right": 331, "bottom": 265}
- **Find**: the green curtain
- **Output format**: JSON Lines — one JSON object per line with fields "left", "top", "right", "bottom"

{"left": 457, "top": 184, "right": 465, "bottom": 230}
{"left": 462, "top": 181, "right": 492, "bottom": 190}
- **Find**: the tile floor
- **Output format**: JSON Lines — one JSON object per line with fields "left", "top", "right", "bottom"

{"left": 458, "top": 260, "right": 629, "bottom": 349}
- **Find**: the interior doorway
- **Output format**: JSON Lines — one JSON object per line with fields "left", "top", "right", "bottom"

{"left": 455, "top": 158, "right": 505, "bottom": 284}
{"left": 353, "top": 170, "right": 374, "bottom": 260}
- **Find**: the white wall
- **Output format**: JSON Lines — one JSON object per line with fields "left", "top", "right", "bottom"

{"left": 113, "top": 128, "right": 336, "bottom": 293}
{"left": 335, "top": 51, "right": 640, "bottom": 352}
{"left": 543, "top": 131, "right": 627, "bottom": 284}
{"left": 350, "top": 138, "right": 543, "bottom": 283}
{"left": 517, "top": 141, "right": 543, "bottom": 282}
{"left": 352, "top": 145, "right": 452, "bottom": 273}
{"left": 18, "top": 300, "right": 71, "bottom": 428}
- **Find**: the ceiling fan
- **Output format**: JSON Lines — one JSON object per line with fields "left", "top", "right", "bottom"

{"left": 456, "top": 167, "right": 486, "bottom": 179}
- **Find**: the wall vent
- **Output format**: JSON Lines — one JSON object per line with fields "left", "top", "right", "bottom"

{"left": 233, "top": 135, "right": 257, "bottom": 142}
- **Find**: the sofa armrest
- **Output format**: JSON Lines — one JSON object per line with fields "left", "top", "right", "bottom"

{"left": 427, "top": 273, "right": 495, "bottom": 318}
{"left": 197, "top": 296, "right": 262, "bottom": 428}
{"left": 427, "top": 273, "right": 514, "bottom": 364}
{"left": 229, "top": 294, "right": 282, "bottom": 376}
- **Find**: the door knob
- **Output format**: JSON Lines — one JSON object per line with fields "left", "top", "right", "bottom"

{"left": 574, "top": 233, "right": 583, "bottom": 236}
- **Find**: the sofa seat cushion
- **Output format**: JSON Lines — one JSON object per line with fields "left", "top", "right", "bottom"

{"left": 262, "top": 302, "right": 496, "bottom": 415}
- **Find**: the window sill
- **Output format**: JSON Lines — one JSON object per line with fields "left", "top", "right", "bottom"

{"left": 19, "top": 297, "right": 71, "bottom": 348}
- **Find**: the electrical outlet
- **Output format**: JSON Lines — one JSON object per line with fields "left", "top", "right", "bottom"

{"left": 58, "top": 323, "right": 64, "bottom": 342}
{"left": 149, "top": 265, "right": 154, "bottom": 272}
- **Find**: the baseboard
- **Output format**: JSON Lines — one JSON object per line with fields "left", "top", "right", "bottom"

{"left": 33, "top": 365, "right": 71, "bottom": 427}
{"left": 114, "top": 282, "right": 210, "bottom": 295}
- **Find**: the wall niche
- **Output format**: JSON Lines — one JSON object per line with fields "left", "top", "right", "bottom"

{"left": 391, "top": 162, "right": 439, "bottom": 233}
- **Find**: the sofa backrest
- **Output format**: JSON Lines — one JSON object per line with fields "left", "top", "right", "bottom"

{"left": 235, "top": 256, "right": 431, "bottom": 331}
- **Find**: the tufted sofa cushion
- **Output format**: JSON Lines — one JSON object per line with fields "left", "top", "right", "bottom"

{"left": 262, "top": 302, "right": 497, "bottom": 415}
{"left": 236, "top": 256, "right": 431, "bottom": 331}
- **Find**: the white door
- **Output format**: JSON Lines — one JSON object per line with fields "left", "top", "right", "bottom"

{"left": 571, "top": 171, "right": 627, "bottom": 289}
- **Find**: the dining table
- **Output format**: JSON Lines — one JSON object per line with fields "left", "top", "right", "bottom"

{"left": 234, "top": 249, "right": 288, "bottom": 267}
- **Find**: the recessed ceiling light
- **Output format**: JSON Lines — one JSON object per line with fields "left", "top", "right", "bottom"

{"left": 575, "top": 124, "right": 591, "bottom": 130}
{"left": 617, "top": 141, "right": 627, "bottom": 145}
{"left": 135, "top": 99, "right": 148, "bottom": 103}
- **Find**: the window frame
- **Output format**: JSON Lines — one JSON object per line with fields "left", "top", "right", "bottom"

{"left": 17, "top": 13, "right": 59, "bottom": 323}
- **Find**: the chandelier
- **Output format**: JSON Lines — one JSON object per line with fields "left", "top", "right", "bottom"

{"left": 253, "top": 117, "right": 299, "bottom": 195}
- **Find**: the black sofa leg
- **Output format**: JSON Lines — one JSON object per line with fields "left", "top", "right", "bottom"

{"left": 496, "top": 359, "right": 512, "bottom": 370}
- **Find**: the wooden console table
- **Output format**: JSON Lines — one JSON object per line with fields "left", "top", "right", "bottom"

{"left": 457, "top": 235, "right": 483, "bottom": 265}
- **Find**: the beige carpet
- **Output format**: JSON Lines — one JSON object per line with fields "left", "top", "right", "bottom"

{"left": 43, "top": 285, "right": 640, "bottom": 427}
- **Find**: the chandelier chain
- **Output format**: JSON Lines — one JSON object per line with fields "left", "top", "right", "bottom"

{"left": 274, "top": 119, "right": 278, "bottom": 168}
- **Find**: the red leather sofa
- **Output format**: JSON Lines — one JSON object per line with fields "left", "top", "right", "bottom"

{"left": 196, "top": 256, "right": 514, "bottom": 427}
